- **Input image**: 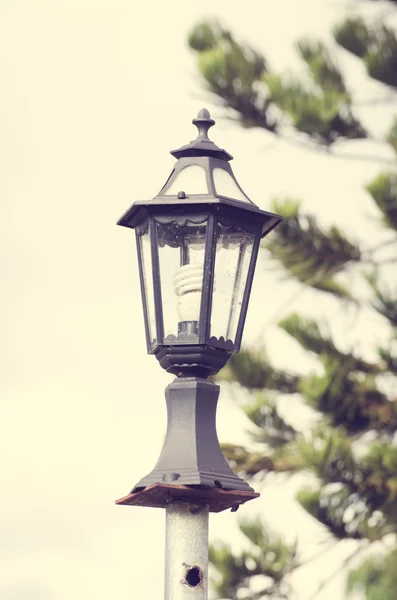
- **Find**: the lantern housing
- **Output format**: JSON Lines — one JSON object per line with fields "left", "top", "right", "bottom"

{"left": 118, "top": 109, "right": 282, "bottom": 378}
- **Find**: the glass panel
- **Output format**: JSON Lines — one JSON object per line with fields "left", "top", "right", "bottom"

{"left": 210, "top": 224, "right": 255, "bottom": 343}
{"left": 165, "top": 165, "right": 208, "bottom": 196}
{"left": 136, "top": 223, "right": 157, "bottom": 350}
{"left": 213, "top": 167, "right": 250, "bottom": 202}
{"left": 156, "top": 215, "right": 208, "bottom": 344}
{"left": 158, "top": 169, "right": 175, "bottom": 194}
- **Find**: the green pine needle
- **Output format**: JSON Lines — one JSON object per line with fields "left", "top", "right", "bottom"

{"left": 265, "top": 199, "right": 362, "bottom": 299}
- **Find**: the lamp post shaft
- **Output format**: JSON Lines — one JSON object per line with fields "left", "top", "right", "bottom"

{"left": 165, "top": 503, "right": 209, "bottom": 600}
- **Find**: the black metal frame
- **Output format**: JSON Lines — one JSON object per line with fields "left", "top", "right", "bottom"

{"left": 135, "top": 230, "right": 152, "bottom": 351}
{"left": 150, "top": 218, "right": 164, "bottom": 346}
{"left": 198, "top": 214, "right": 217, "bottom": 344}
{"left": 235, "top": 231, "right": 262, "bottom": 350}
{"left": 118, "top": 109, "right": 282, "bottom": 378}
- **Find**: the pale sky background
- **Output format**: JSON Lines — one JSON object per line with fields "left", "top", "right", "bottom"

{"left": 1, "top": 1, "right": 396, "bottom": 599}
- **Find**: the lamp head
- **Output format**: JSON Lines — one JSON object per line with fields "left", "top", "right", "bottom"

{"left": 118, "top": 109, "right": 282, "bottom": 377}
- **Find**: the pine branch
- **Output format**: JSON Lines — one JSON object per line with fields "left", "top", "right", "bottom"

{"left": 265, "top": 199, "right": 362, "bottom": 300}
{"left": 297, "top": 39, "right": 346, "bottom": 94}
{"left": 354, "top": 93, "right": 397, "bottom": 106}
{"left": 334, "top": 17, "right": 397, "bottom": 88}
{"left": 252, "top": 283, "right": 309, "bottom": 347}
{"left": 219, "top": 349, "right": 299, "bottom": 392}
{"left": 365, "top": 25, "right": 397, "bottom": 89}
{"left": 188, "top": 21, "right": 373, "bottom": 145}
{"left": 296, "top": 539, "right": 338, "bottom": 569}
{"left": 296, "top": 433, "right": 397, "bottom": 544}
{"left": 347, "top": 547, "right": 397, "bottom": 598}
{"left": 300, "top": 356, "right": 395, "bottom": 433}
{"left": 262, "top": 133, "right": 397, "bottom": 165}
{"left": 209, "top": 520, "right": 298, "bottom": 599}
{"left": 367, "top": 237, "right": 397, "bottom": 255}
{"left": 218, "top": 109, "right": 395, "bottom": 164}
{"left": 189, "top": 21, "right": 278, "bottom": 133}
{"left": 387, "top": 116, "right": 397, "bottom": 154}
{"left": 375, "top": 256, "right": 397, "bottom": 265}
{"left": 306, "top": 542, "right": 369, "bottom": 600}
{"left": 244, "top": 394, "right": 298, "bottom": 447}
{"left": 279, "top": 313, "right": 384, "bottom": 374}
{"left": 334, "top": 16, "right": 373, "bottom": 58}
{"left": 252, "top": 264, "right": 361, "bottom": 349}
{"left": 366, "top": 270, "right": 397, "bottom": 327}
{"left": 366, "top": 171, "right": 397, "bottom": 231}
{"left": 189, "top": 20, "right": 397, "bottom": 163}
{"left": 221, "top": 442, "right": 299, "bottom": 479}
{"left": 264, "top": 72, "right": 366, "bottom": 144}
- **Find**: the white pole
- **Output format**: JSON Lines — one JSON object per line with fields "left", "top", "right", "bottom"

{"left": 164, "top": 502, "right": 209, "bottom": 600}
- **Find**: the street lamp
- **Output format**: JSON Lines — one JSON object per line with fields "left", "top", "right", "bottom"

{"left": 116, "top": 109, "right": 282, "bottom": 599}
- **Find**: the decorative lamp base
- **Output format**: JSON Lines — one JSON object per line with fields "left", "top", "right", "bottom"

{"left": 130, "top": 377, "right": 254, "bottom": 494}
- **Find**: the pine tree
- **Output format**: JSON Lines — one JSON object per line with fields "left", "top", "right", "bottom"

{"left": 188, "top": 4, "right": 397, "bottom": 599}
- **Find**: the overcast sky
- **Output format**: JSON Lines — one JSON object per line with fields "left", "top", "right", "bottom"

{"left": 1, "top": 1, "right": 395, "bottom": 599}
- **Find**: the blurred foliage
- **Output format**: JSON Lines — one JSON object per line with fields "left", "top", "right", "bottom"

{"left": 265, "top": 198, "right": 361, "bottom": 299}
{"left": 264, "top": 73, "right": 365, "bottom": 143}
{"left": 367, "top": 270, "right": 397, "bottom": 327}
{"left": 379, "top": 343, "right": 397, "bottom": 374}
{"left": 278, "top": 313, "right": 383, "bottom": 374}
{"left": 219, "top": 348, "right": 299, "bottom": 392}
{"left": 335, "top": 18, "right": 397, "bottom": 88}
{"left": 334, "top": 16, "right": 373, "bottom": 58}
{"left": 387, "top": 117, "right": 397, "bottom": 154}
{"left": 299, "top": 356, "right": 396, "bottom": 433}
{"left": 297, "top": 40, "right": 347, "bottom": 94}
{"left": 297, "top": 431, "right": 397, "bottom": 540}
{"left": 209, "top": 517, "right": 298, "bottom": 600}
{"left": 366, "top": 172, "right": 397, "bottom": 232}
{"left": 365, "top": 26, "right": 397, "bottom": 89}
{"left": 189, "top": 21, "right": 276, "bottom": 131}
{"left": 347, "top": 549, "right": 397, "bottom": 599}
{"left": 189, "top": 4, "right": 397, "bottom": 600}
{"left": 243, "top": 393, "right": 297, "bottom": 447}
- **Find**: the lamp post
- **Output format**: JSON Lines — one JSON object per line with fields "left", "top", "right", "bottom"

{"left": 116, "top": 109, "right": 282, "bottom": 600}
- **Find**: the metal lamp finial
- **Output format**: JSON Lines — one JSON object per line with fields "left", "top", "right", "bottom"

{"left": 192, "top": 108, "right": 215, "bottom": 143}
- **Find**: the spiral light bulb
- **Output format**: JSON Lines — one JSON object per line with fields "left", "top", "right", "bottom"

{"left": 174, "top": 263, "right": 203, "bottom": 322}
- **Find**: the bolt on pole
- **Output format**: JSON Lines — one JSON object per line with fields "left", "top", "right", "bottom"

{"left": 165, "top": 502, "right": 209, "bottom": 600}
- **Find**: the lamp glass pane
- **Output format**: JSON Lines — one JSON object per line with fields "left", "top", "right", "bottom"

{"left": 137, "top": 223, "right": 157, "bottom": 350}
{"left": 156, "top": 215, "right": 208, "bottom": 344}
{"left": 210, "top": 223, "right": 255, "bottom": 343}
{"left": 213, "top": 167, "right": 250, "bottom": 202}
{"left": 165, "top": 165, "right": 208, "bottom": 196}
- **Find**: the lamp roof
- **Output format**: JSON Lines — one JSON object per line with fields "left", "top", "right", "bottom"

{"left": 117, "top": 109, "right": 282, "bottom": 236}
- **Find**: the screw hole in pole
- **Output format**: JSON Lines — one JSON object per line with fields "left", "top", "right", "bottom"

{"left": 185, "top": 566, "right": 203, "bottom": 587}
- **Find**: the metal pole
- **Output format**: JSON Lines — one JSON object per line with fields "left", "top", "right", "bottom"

{"left": 164, "top": 502, "right": 209, "bottom": 600}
